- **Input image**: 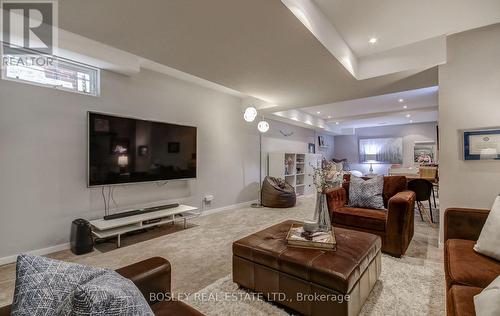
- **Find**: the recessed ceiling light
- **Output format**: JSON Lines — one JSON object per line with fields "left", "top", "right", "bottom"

{"left": 316, "top": 111, "right": 321, "bottom": 114}
{"left": 403, "top": 105, "right": 408, "bottom": 109}
{"left": 335, "top": 121, "right": 339, "bottom": 125}
{"left": 410, "top": 120, "right": 413, "bottom": 123}
{"left": 398, "top": 98, "right": 404, "bottom": 103}
{"left": 369, "top": 38, "right": 378, "bottom": 44}
{"left": 327, "top": 116, "right": 332, "bottom": 119}
{"left": 406, "top": 114, "right": 411, "bottom": 118}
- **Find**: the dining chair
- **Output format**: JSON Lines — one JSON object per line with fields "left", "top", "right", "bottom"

{"left": 408, "top": 179, "right": 435, "bottom": 223}
{"left": 419, "top": 166, "right": 438, "bottom": 208}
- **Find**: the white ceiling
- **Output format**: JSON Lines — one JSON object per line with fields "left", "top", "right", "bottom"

{"left": 314, "top": 0, "right": 500, "bottom": 57}
{"left": 283, "top": 0, "right": 500, "bottom": 79}
{"left": 272, "top": 87, "right": 438, "bottom": 133}
{"left": 303, "top": 86, "right": 438, "bottom": 120}
{"left": 58, "top": 0, "right": 437, "bottom": 108}
{"left": 329, "top": 110, "right": 438, "bottom": 130}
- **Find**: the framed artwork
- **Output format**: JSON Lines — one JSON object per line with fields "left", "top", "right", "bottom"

{"left": 308, "top": 143, "right": 315, "bottom": 154}
{"left": 463, "top": 129, "right": 500, "bottom": 160}
{"left": 318, "top": 136, "right": 325, "bottom": 147}
{"left": 168, "top": 142, "right": 180, "bottom": 153}
{"left": 138, "top": 145, "right": 149, "bottom": 156}
{"left": 414, "top": 142, "right": 436, "bottom": 164}
{"left": 359, "top": 137, "right": 403, "bottom": 164}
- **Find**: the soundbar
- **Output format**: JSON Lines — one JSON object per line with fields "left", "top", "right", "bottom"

{"left": 103, "top": 203, "right": 180, "bottom": 220}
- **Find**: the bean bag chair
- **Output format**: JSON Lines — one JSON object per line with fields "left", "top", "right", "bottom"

{"left": 261, "top": 176, "right": 296, "bottom": 208}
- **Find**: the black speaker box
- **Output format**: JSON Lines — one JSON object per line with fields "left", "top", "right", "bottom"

{"left": 70, "top": 219, "right": 94, "bottom": 255}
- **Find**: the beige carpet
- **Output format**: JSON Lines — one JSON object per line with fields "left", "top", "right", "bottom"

{"left": 0, "top": 195, "right": 444, "bottom": 315}
{"left": 184, "top": 253, "right": 444, "bottom": 315}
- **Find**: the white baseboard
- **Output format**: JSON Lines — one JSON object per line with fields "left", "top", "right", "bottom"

{"left": 0, "top": 243, "right": 70, "bottom": 266}
{"left": 201, "top": 199, "right": 259, "bottom": 216}
{"left": 0, "top": 200, "right": 260, "bottom": 266}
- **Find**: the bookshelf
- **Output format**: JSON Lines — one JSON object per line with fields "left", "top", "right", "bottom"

{"left": 268, "top": 153, "right": 322, "bottom": 196}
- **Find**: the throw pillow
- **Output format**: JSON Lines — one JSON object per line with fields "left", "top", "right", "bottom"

{"left": 348, "top": 176, "right": 385, "bottom": 210}
{"left": 11, "top": 254, "right": 153, "bottom": 316}
{"left": 73, "top": 271, "right": 153, "bottom": 316}
{"left": 474, "top": 195, "right": 500, "bottom": 261}
{"left": 474, "top": 276, "right": 500, "bottom": 316}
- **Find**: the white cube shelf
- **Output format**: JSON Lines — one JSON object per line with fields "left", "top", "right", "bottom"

{"left": 268, "top": 152, "right": 322, "bottom": 196}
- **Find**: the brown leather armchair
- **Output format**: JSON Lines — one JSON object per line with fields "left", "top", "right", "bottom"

{"left": 444, "top": 208, "right": 500, "bottom": 316}
{"left": 326, "top": 175, "right": 416, "bottom": 257}
{"left": 0, "top": 257, "right": 203, "bottom": 316}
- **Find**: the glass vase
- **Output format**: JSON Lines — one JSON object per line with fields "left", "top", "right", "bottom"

{"left": 313, "top": 192, "right": 331, "bottom": 232}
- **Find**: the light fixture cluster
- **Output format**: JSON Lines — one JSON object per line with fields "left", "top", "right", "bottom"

{"left": 243, "top": 106, "right": 269, "bottom": 133}
{"left": 398, "top": 98, "right": 413, "bottom": 123}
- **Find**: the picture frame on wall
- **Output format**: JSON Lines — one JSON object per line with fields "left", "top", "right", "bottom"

{"left": 414, "top": 141, "right": 436, "bottom": 164}
{"left": 359, "top": 137, "right": 403, "bottom": 164}
{"left": 463, "top": 129, "right": 500, "bottom": 160}
{"left": 308, "top": 143, "right": 315, "bottom": 154}
{"left": 318, "top": 136, "right": 325, "bottom": 147}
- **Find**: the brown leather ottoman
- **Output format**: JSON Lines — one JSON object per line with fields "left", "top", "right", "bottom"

{"left": 233, "top": 220, "right": 381, "bottom": 316}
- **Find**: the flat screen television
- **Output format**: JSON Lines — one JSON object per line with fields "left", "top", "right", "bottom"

{"left": 88, "top": 112, "right": 197, "bottom": 186}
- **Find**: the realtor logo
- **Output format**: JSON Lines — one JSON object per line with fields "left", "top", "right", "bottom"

{"left": 1, "top": 0, "right": 57, "bottom": 55}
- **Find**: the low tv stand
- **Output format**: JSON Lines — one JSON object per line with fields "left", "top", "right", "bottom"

{"left": 89, "top": 203, "right": 199, "bottom": 248}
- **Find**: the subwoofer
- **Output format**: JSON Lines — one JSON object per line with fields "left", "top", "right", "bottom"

{"left": 70, "top": 219, "right": 94, "bottom": 255}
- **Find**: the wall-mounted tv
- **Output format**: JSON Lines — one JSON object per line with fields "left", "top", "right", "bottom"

{"left": 88, "top": 112, "right": 197, "bottom": 186}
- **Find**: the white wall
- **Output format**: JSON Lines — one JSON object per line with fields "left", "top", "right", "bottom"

{"left": 260, "top": 119, "right": 334, "bottom": 178}
{"left": 0, "top": 68, "right": 262, "bottom": 259}
{"left": 438, "top": 23, "right": 500, "bottom": 242}
{"left": 333, "top": 122, "right": 438, "bottom": 175}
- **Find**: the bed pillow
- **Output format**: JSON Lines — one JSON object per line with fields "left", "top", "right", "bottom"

{"left": 11, "top": 254, "right": 153, "bottom": 316}
{"left": 474, "top": 276, "right": 500, "bottom": 316}
{"left": 474, "top": 195, "right": 500, "bottom": 261}
{"left": 348, "top": 175, "right": 385, "bottom": 210}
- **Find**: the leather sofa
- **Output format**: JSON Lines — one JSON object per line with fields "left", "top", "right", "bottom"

{"left": 0, "top": 257, "right": 203, "bottom": 316}
{"left": 326, "top": 175, "right": 416, "bottom": 257}
{"left": 444, "top": 208, "right": 500, "bottom": 316}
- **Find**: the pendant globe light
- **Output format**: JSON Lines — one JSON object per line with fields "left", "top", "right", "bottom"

{"left": 257, "top": 120, "right": 270, "bottom": 133}
{"left": 243, "top": 106, "right": 258, "bottom": 122}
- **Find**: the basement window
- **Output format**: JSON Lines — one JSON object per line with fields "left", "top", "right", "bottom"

{"left": 2, "top": 47, "right": 100, "bottom": 96}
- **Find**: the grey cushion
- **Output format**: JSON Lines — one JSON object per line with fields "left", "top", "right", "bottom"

{"left": 12, "top": 254, "right": 153, "bottom": 316}
{"left": 348, "top": 176, "right": 385, "bottom": 210}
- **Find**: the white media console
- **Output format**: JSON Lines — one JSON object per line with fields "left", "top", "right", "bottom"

{"left": 89, "top": 203, "right": 199, "bottom": 248}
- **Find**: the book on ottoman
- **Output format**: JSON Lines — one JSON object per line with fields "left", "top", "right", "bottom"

{"left": 286, "top": 223, "right": 336, "bottom": 251}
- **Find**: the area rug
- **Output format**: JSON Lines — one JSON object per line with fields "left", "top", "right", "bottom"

{"left": 183, "top": 254, "right": 445, "bottom": 315}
